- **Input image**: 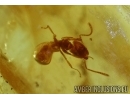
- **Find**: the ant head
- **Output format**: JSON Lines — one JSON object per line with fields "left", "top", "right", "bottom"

{"left": 33, "top": 42, "right": 53, "bottom": 65}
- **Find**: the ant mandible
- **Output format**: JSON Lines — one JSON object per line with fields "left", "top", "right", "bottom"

{"left": 33, "top": 23, "right": 109, "bottom": 77}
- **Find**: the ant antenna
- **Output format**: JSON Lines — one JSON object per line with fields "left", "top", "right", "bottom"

{"left": 79, "top": 23, "right": 93, "bottom": 40}
{"left": 60, "top": 50, "right": 81, "bottom": 77}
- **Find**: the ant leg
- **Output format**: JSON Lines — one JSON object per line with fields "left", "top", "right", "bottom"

{"left": 62, "top": 48, "right": 74, "bottom": 56}
{"left": 59, "top": 49, "right": 81, "bottom": 77}
{"left": 79, "top": 23, "right": 93, "bottom": 40}
{"left": 42, "top": 25, "right": 57, "bottom": 42}
{"left": 83, "top": 59, "right": 109, "bottom": 77}
{"left": 88, "top": 56, "right": 94, "bottom": 60}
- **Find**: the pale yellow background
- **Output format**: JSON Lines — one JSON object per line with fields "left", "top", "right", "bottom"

{"left": 0, "top": 6, "right": 130, "bottom": 93}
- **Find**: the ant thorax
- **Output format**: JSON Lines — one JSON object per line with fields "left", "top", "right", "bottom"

{"left": 59, "top": 39, "right": 89, "bottom": 59}
{"left": 59, "top": 39, "right": 73, "bottom": 50}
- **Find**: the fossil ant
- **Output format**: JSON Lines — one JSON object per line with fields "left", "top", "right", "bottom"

{"left": 33, "top": 23, "right": 109, "bottom": 77}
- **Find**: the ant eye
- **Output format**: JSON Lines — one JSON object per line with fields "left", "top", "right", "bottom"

{"left": 33, "top": 42, "right": 53, "bottom": 65}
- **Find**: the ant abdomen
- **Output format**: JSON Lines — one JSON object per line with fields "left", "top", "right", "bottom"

{"left": 33, "top": 42, "right": 54, "bottom": 65}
